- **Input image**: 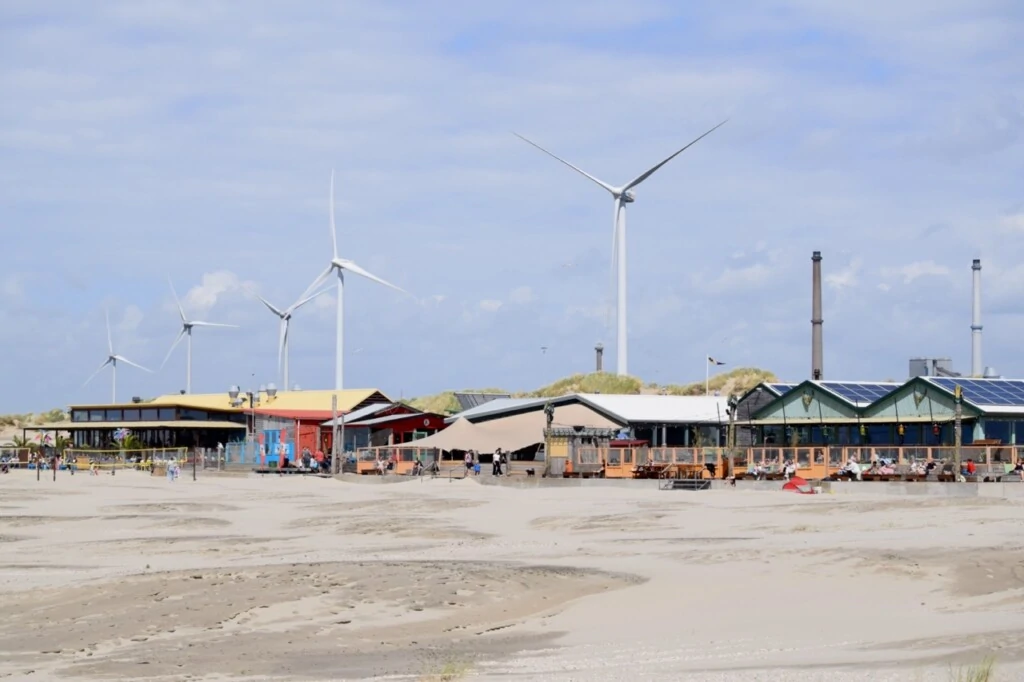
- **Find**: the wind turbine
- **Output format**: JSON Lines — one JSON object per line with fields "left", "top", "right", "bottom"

{"left": 83, "top": 308, "right": 151, "bottom": 403}
{"left": 161, "top": 278, "right": 238, "bottom": 394}
{"left": 299, "top": 170, "right": 407, "bottom": 390}
{"left": 257, "top": 288, "right": 328, "bottom": 391}
{"left": 514, "top": 119, "right": 728, "bottom": 376}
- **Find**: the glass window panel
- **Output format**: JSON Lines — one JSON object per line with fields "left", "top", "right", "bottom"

{"left": 105, "top": 409, "right": 121, "bottom": 421}
{"left": 141, "top": 408, "right": 158, "bottom": 420}
{"left": 88, "top": 410, "right": 104, "bottom": 421}
{"left": 158, "top": 408, "right": 175, "bottom": 420}
{"left": 123, "top": 409, "right": 140, "bottom": 421}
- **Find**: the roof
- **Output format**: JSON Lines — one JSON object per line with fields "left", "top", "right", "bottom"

{"left": 812, "top": 381, "right": 903, "bottom": 407}
{"left": 449, "top": 393, "right": 730, "bottom": 425}
{"left": 765, "top": 383, "right": 798, "bottom": 395}
{"left": 576, "top": 394, "right": 729, "bottom": 424}
{"left": 46, "top": 420, "right": 246, "bottom": 430}
{"left": 70, "top": 389, "right": 391, "bottom": 414}
{"left": 342, "top": 412, "right": 444, "bottom": 427}
{"left": 446, "top": 397, "right": 549, "bottom": 423}
{"left": 922, "top": 377, "right": 1024, "bottom": 414}
{"left": 453, "top": 392, "right": 513, "bottom": 412}
{"left": 252, "top": 409, "right": 336, "bottom": 420}
{"left": 321, "top": 402, "right": 415, "bottom": 426}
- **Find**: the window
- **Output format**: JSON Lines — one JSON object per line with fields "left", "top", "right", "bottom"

{"left": 158, "top": 408, "right": 175, "bottom": 421}
{"left": 88, "top": 410, "right": 104, "bottom": 422}
{"left": 122, "top": 409, "right": 140, "bottom": 421}
{"left": 72, "top": 410, "right": 88, "bottom": 422}
{"left": 105, "top": 409, "right": 122, "bottom": 421}
{"left": 141, "top": 408, "right": 159, "bottom": 420}
{"left": 179, "top": 409, "right": 207, "bottom": 421}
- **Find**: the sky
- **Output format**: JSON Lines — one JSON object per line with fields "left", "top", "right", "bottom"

{"left": 1, "top": 1, "right": 1023, "bottom": 412}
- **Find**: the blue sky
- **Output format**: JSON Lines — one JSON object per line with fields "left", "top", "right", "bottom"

{"left": 1, "top": 0, "right": 1023, "bottom": 412}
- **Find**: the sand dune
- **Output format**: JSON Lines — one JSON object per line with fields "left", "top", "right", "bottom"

{"left": 1, "top": 471, "right": 1023, "bottom": 681}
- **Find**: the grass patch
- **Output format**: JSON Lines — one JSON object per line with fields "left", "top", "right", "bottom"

{"left": 419, "top": 656, "right": 471, "bottom": 681}
{"left": 951, "top": 656, "right": 996, "bottom": 682}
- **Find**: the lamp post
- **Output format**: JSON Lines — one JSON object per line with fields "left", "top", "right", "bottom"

{"left": 229, "top": 384, "right": 261, "bottom": 465}
{"left": 726, "top": 394, "right": 738, "bottom": 480}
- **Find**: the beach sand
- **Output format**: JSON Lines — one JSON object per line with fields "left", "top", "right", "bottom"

{"left": 1, "top": 471, "right": 1023, "bottom": 681}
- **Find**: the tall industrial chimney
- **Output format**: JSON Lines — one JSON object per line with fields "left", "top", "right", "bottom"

{"left": 595, "top": 342, "right": 604, "bottom": 372}
{"left": 971, "top": 259, "right": 982, "bottom": 377}
{"left": 811, "top": 251, "right": 823, "bottom": 380}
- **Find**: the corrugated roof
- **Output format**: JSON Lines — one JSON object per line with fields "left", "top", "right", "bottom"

{"left": 70, "top": 389, "right": 391, "bottom": 414}
{"left": 446, "top": 397, "right": 550, "bottom": 423}
{"left": 321, "top": 402, "right": 420, "bottom": 426}
{"left": 343, "top": 412, "right": 442, "bottom": 427}
{"left": 577, "top": 394, "right": 729, "bottom": 424}
{"left": 453, "top": 392, "right": 513, "bottom": 411}
{"left": 448, "top": 393, "right": 729, "bottom": 425}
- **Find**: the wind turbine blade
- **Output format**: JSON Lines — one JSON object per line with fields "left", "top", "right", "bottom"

{"left": 113, "top": 355, "right": 152, "bottom": 372}
{"left": 622, "top": 119, "right": 729, "bottom": 191}
{"left": 288, "top": 287, "right": 328, "bottom": 313}
{"left": 190, "top": 321, "right": 239, "bottom": 328}
{"left": 298, "top": 265, "right": 335, "bottom": 303}
{"left": 82, "top": 358, "right": 112, "bottom": 388}
{"left": 340, "top": 260, "right": 407, "bottom": 294}
{"left": 161, "top": 328, "right": 187, "bottom": 369}
{"left": 167, "top": 277, "right": 187, "bottom": 322}
{"left": 513, "top": 133, "right": 617, "bottom": 194}
{"left": 257, "top": 294, "right": 285, "bottom": 318}
{"left": 105, "top": 307, "right": 113, "bottom": 354}
{"left": 329, "top": 169, "right": 338, "bottom": 260}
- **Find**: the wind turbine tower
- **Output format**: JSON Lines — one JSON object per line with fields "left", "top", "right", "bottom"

{"left": 161, "top": 278, "right": 239, "bottom": 393}
{"left": 300, "top": 170, "right": 407, "bottom": 390}
{"left": 83, "top": 308, "right": 151, "bottom": 403}
{"left": 257, "top": 288, "right": 328, "bottom": 391}
{"left": 514, "top": 120, "right": 728, "bottom": 376}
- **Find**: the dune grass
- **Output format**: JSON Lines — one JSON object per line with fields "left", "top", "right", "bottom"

{"left": 951, "top": 656, "right": 996, "bottom": 681}
{"left": 405, "top": 368, "right": 779, "bottom": 415}
{"left": 418, "top": 656, "right": 471, "bottom": 681}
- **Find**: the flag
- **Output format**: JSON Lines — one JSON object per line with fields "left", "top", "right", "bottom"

{"left": 707, "top": 356, "right": 725, "bottom": 366}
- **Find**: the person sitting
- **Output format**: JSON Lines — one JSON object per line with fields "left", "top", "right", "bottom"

{"left": 878, "top": 461, "right": 896, "bottom": 476}
{"left": 782, "top": 460, "right": 796, "bottom": 480}
{"left": 841, "top": 458, "right": 861, "bottom": 480}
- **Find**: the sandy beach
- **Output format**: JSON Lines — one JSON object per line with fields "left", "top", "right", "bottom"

{"left": 1, "top": 471, "right": 1023, "bottom": 681}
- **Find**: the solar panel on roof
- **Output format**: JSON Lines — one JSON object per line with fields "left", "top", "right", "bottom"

{"left": 766, "top": 383, "right": 796, "bottom": 395}
{"left": 929, "top": 377, "right": 1024, "bottom": 406}
{"left": 819, "top": 382, "right": 898, "bottom": 404}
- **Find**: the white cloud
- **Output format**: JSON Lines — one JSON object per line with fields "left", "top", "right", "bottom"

{"left": 826, "top": 258, "right": 862, "bottom": 290}
{"left": 883, "top": 260, "right": 952, "bottom": 284}
{"left": 1000, "top": 212, "right": 1024, "bottom": 232}
{"left": 478, "top": 299, "right": 503, "bottom": 312}
{"left": 174, "top": 271, "right": 257, "bottom": 318}
{"left": 508, "top": 286, "right": 535, "bottom": 304}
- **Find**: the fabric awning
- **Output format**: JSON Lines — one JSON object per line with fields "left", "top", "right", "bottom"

{"left": 394, "top": 403, "right": 618, "bottom": 453}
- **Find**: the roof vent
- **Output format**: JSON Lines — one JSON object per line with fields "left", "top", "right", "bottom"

{"left": 266, "top": 383, "right": 278, "bottom": 399}
{"left": 230, "top": 398, "right": 244, "bottom": 408}
{"left": 258, "top": 384, "right": 267, "bottom": 394}
{"left": 131, "top": 396, "right": 142, "bottom": 404}
{"left": 983, "top": 366, "right": 999, "bottom": 378}
{"left": 228, "top": 385, "right": 240, "bottom": 400}
{"left": 180, "top": 389, "right": 186, "bottom": 395}
{"left": 292, "top": 384, "right": 301, "bottom": 391}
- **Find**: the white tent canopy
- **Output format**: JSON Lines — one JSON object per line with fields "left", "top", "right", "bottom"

{"left": 394, "top": 403, "right": 618, "bottom": 453}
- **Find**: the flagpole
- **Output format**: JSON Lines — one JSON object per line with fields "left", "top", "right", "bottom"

{"left": 705, "top": 354, "right": 710, "bottom": 397}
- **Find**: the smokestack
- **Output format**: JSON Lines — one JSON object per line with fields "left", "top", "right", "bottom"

{"left": 595, "top": 342, "right": 604, "bottom": 372}
{"left": 811, "top": 251, "right": 823, "bottom": 380}
{"left": 971, "top": 259, "right": 982, "bottom": 377}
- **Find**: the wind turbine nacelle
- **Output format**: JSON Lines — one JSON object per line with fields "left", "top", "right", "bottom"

{"left": 622, "top": 190, "right": 636, "bottom": 203}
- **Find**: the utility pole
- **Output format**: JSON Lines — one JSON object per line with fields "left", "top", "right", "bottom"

{"left": 954, "top": 384, "right": 963, "bottom": 474}
{"left": 726, "top": 395, "right": 738, "bottom": 480}
{"left": 331, "top": 395, "right": 339, "bottom": 475}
